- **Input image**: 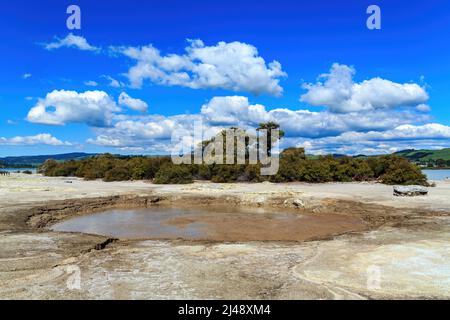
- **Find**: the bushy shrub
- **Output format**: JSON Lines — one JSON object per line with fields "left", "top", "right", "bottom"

{"left": 301, "top": 160, "right": 333, "bottom": 183}
{"left": 104, "top": 166, "right": 132, "bottom": 182}
{"left": 39, "top": 159, "right": 58, "bottom": 175}
{"left": 280, "top": 147, "right": 306, "bottom": 161}
{"left": 381, "top": 157, "right": 428, "bottom": 185}
{"left": 195, "top": 164, "right": 215, "bottom": 180}
{"left": 153, "top": 164, "right": 193, "bottom": 184}
{"left": 211, "top": 165, "right": 245, "bottom": 182}
{"left": 332, "top": 158, "right": 373, "bottom": 182}
{"left": 243, "top": 164, "right": 263, "bottom": 182}
{"left": 276, "top": 148, "right": 306, "bottom": 181}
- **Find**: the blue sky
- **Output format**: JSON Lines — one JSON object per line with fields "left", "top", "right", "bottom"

{"left": 1, "top": 0, "right": 450, "bottom": 156}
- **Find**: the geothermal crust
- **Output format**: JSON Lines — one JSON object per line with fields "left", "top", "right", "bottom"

{"left": 1, "top": 173, "right": 449, "bottom": 299}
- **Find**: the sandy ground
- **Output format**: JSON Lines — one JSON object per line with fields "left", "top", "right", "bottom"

{"left": 2, "top": 173, "right": 450, "bottom": 211}
{"left": 0, "top": 173, "right": 449, "bottom": 299}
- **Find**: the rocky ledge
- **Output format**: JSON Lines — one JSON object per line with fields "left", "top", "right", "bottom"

{"left": 393, "top": 185, "right": 428, "bottom": 197}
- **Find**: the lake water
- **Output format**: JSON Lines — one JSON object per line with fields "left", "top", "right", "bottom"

{"left": 52, "top": 208, "right": 209, "bottom": 240}
{"left": 0, "top": 168, "right": 37, "bottom": 173}
{"left": 422, "top": 169, "right": 450, "bottom": 181}
{"left": 50, "top": 206, "right": 365, "bottom": 241}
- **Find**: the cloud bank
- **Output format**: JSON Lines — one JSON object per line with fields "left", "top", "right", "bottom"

{"left": 0, "top": 133, "right": 71, "bottom": 146}
{"left": 86, "top": 95, "right": 443, "bottom": 155}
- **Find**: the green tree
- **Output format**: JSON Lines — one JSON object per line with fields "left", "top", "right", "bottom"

{"left": 257, "top": 122, "right": 285, "bottom": 157}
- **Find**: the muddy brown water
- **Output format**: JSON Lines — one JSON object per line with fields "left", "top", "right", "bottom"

{"left": 50, "top": 206, "right": 366, "bottom": 241}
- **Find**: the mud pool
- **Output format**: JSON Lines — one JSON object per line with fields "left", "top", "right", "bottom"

{"left": 50, "top": 206, "right": 366, "bottom": 241}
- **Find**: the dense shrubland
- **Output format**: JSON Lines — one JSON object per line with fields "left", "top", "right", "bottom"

{"left": 39, "top": 150, "right": 428, "bottom": 186}
{"left": 39, "top": 123, "right": 428, "bottom": 185}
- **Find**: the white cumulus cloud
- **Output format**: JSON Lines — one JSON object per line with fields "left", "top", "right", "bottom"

{"left": 84, "top": 80, "right": 98, "bottom": 87}
{"left": 301, "top": 63, "right": 429, "bottom": 113}
{"left": 416, "top": 104, "right": 431, "bottom": 112}
{"left": 115, "top": 39, "right": 286, "bottom": 96}
{"left": 118, "top": 92, "right": 148, "bottom": 112}
{"left": 0, "top": 133, "right": 71, "bottom": 146}
{"left": 87, "top": 114, "right": 205, "bottom": 152}
{"left": 101, "top": 75, "right": 124, "bottom": 88}
{"left": 201, "top": 96, "right": 270, "bottom": 125}
{"left": 26, "top": 90, "right": 120, "bottom": 127}
{"left": 43, "top": 33, "right": 99, "bottom": 52}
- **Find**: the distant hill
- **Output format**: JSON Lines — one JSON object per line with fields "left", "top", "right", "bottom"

{"left": 305, "top": 149, "right": 450, "bottom": 168}
{"left": 306, "top": 153, "right": 347, "bottom": 159}
{"left": 0, "top": 152, "right": 96, "bottom": 167}
{"left": 394, "top": 148, "right": 450, "bottom": 162}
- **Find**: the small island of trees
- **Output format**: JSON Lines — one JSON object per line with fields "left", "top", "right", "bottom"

{"left": 38, "top": 123, "right": 428, "bottom": 186}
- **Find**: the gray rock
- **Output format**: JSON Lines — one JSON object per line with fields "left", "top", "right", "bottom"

{"left": 284, "top": 198, "right": 305, "bottom": 208}
{"left": 292, "top": 199, "right": 305, "bottom": 208}
{"left": 393, "top": 185, "right": 428, "bottom": 197}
